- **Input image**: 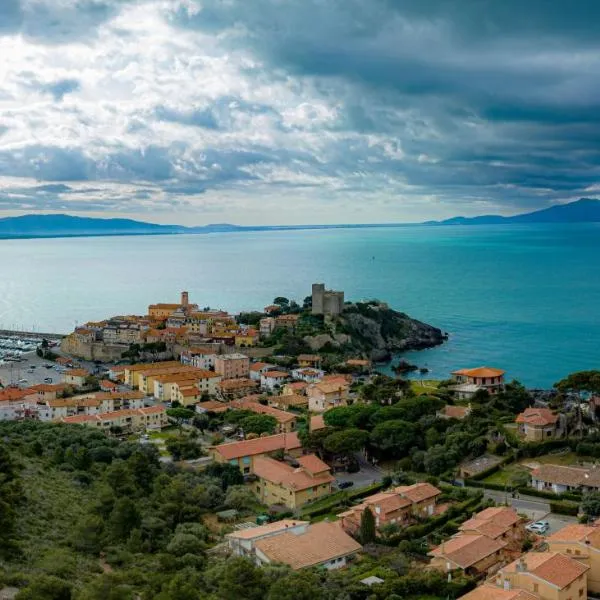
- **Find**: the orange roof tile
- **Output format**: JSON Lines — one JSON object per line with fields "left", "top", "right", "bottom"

{"left": 229, "top": 400, "right": 295, "bottom": 423}
{"left": 503, "top": 552, "right": 589, "bottom": 589}
{"left": 219, "top": 378, "right": 258, "bottom": 391}
{"left": 261, "top": 371, "right": 289, "bottom": 379}
{"left": 297, "top": 454, "right": 330, "bottom": 474}
{"left": 254, "top": 522, "right": 361, "bottom": 569}
{"left": 515, "top": 407, "right": 558, "bottom": 426}
{"left": 429, "top": 534, "right": 506, "bottom": 569}
{"left": 226, "top": 520, "right": 309, "bottom": 540}
{"left": 460, "top": 586, "right": 538, "bottom": 600}
{"left": 452, "top": 367, "right": 505, "bottom": 378}
{"left": 530, "top": 464, "right": 587, "bottom": 487}
{"left": 213, "top": 432, "right": 301, "bottom": 460}
{"left": 395, "top": 482, "right": 441, "bottom": 503}
{"left": 441, "top": 405, "right": 471, "bottom": 419}
{"left": 310, "top": 415, "right": 326, "bottom": 430}
{"left": 253, "top": 455, "right": 333, "bottom": 491}
{"left": 65, "top": 368, "right": 89, "bottom": 377}
{"left": 547, "top": 523, "right": 597, "bottom": 543}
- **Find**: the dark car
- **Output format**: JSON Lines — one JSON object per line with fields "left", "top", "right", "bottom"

{"left": 338, "top": 481, "right": 354, "bottom": 489}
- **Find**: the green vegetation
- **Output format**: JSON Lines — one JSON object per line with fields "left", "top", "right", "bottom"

{"left": 0, "top": 421, "right": 472, "bottom": 600}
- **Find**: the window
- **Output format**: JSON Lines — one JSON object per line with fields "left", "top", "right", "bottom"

{"left": 567, "top": 548, "right": 572, "bottom": 554}
{"left": 575, "top": 549, "right": 581, "bottom": 555}
{"left": 533, "top": 584, "right": 538, "bottom": 593}
{"left": 580, "top": 589, "right": 584, "bottom": 597}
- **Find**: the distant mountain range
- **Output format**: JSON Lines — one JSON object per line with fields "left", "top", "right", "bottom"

{"left": 1, "top": 198, "right": 599, "bottom": 239}
{"left": 424, "top": 198, "right": 600, "bottom": 225}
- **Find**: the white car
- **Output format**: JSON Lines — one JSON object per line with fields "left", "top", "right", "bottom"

{"left": 526, "top": 521, "right": 549, "bottom": 534}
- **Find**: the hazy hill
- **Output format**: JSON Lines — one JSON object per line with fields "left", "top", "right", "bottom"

{"left": 426, "top": 198, "right": 600, "bottom": 225}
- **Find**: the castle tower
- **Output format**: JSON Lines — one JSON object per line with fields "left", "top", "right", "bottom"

{"left": 181, "top": 291, "right": 189, "bottom": 307}
{"left": 312, "top": 283, "right": 325, "bottom": 315}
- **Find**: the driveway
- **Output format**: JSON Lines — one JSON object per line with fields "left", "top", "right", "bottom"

{"left": 334, "top": 454, "right": 384, "bottom": 489}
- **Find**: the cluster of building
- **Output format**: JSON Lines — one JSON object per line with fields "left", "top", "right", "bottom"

{"left": 458, "top": 520, "right": 600, "bottom": 600}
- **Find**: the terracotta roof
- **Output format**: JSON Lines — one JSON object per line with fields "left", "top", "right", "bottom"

{"left": 196, "top": 400, "right": 228, "bottom": 413}
{"left": 452, "top": 367, "right": 505, "bottom": 378}
{"left": 213, "top": 432, "right": 301, "bottom": 460}
{"left": 139, "top": 406, "right": 166, "bottom": 415}
{"left": 298, "top": 354, "right": 321, "bottom": 362}
{"left": 441, "top": 405, "right": 471, "bottom": 419}
{"left": 429, "top": 534, "right": 506, "bottom": 569}
{"left": 311, "top": 381, "right": 349, "bottom": 394}
{"left": 229, "top": 400, "right": 295, "bottom": 424}
{"left": 250, "top": 362, "right": 272, "bottom": 372}
{"left": 286, "top": 382, "right": 308, "bottom": 391}
{"left": 395, "top": 482, "right": 441, "bottom": 503}
{"left": 261, "top": 371, "right": 289, "bottom": 379}
{"left": 460, "top": 507, "right": 521, "bottom": 539}
{"left": 100, "top": 380, "right": 118, "bottom": 388}
{"left": 503, "top": 552, "right": 589, "bottom": 589}
{"left": 460, "top": 586, "right": 538, "bottom": 600}
{"left": 547, "top": 523, "right": 597, "bottom": 543}
{"left": 354, "top": 491, "right": 411, "bottom": 516}
{"left": 321, "top": 374, "right": 352, "bottom": 384}
{"left": 26, "top": 383, "right": 67, "bottom": 393}
{"left": 530, "top": 464, "right": 587, "bottom": 487}
{"left": 0, "top": 388, "right": 33, "bottom": 402}
{"left": 253, "top": 455, "right": 333, "bottom": 491}
{"left": 65, "top": 368, "right": 89, "bottom": 377}
{"left": 297, "top": 454, "right": 330, "bottom": 474}
{"left": 310, "top": 415, "right": 326, "bottom": 430}
{"left": 515, "top": 407, "right": 558, "bottom": 426}
{"left": 254, "top": 522, "right": 361, "bottom": 569}
{"left": 62, "top": 414, "right": 99, "bottom": 424}
{"left": 226, "top": 520, "right": 309, "bottom": 540}
{"left": 346, "top": 359, "right": 371, "bottom": 366}
{"left": 272, "top": 394, "right": 308, "bottom": 407}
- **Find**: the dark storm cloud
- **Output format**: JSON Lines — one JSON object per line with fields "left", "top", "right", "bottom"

{"left": 167, "top": 0, "right": 600, "bottom": 209}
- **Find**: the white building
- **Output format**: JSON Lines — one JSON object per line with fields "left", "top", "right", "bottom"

{"left": 291, "top": 367, "right": 325, "bottom": 383}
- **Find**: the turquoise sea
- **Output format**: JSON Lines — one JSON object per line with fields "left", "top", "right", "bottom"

{"left": 1, "top": 223, "right": 599, "bottom": 388}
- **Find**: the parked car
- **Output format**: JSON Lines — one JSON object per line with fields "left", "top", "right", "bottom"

{"left": 526, "top": 521, "right": 550, "bottom": 534}
{"left": 338, "top": 481, "right": 354, "bottom": 490}
{"left": 44, "top": 377, "right": 53, "bottom": 383}
{"left": 17, "top": 378, "right": 28, "bottom": 384}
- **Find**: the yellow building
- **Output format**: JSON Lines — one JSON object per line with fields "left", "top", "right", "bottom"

{"left": 546, "top": 524, "right": 600, "bottom": 593}
{"left": 62, "top": 406, "right": 168, "bottom": 432}
{"left": 62, "top": 368, "right": 90, "bottom": 388}
{"left": 252, "top": 454, "right": 334, "bottom": 509}
{"left": 123, "top": 361, "right": 180, "bottom": 388}
{"left": 235, "top": 330, "right": 259, "bottom": 347}
{"left": 307, "top": 381, "right": 349, "bottom": 412}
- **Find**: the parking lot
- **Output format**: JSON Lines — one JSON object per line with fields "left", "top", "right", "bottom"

{"left": 0, "top": 351, "right": 64, "bottom": 387}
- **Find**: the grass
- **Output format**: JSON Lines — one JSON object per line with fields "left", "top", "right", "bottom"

{"left": 409, "top": 380, "right": 441, "bottom": 396}
{"left": 519, "top": 452, "right": 581, "bottom": 467}
{"left": 147, "top": 426, "right": 179, "bottom": 440}
{"left": 482, "top": 464, "right": 530, "bottom": 486}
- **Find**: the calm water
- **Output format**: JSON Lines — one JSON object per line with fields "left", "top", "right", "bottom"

{"left": 1, "top": 223, "right": 599, "bottom": 388}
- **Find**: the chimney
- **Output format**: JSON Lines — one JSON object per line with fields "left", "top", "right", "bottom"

{"left": 181, "top": 291, "right": 189, "bottom": 307}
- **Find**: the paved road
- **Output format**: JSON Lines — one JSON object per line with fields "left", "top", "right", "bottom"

{"left": 0, "top": 351, "right": 62, "bottom": 387}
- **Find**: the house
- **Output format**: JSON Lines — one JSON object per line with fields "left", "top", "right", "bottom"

{"left": 291, "top": 368, "right": 325, "bottom": 383}
{"left": 487, "top": 552, "right": 589, "bottom": 600}
{"left": 459, "top": 587, "right": 538, "bottom": 600}
{"left": 429, "top": 533, "right": 507, "bottom": 576}
{"left": 25, "top": 383, "right": 68, "bottom": 403}
{"left": 264, "top": 305, "right": 281, "bottom": 315}
{"left": 450, "top": 367, "right": 506, "bottom": 399}
{"left": 210, "top": 431, "right": 302, "bottom": 474}
{"left": 459, "top": 507, "right": 525, "bottom": 550}
{"left": 214, "top": 353, "right": 250, "bottom": 379}
{"left": 268, "top": 394, "right": 308, "bottom": 410}
{"left": 62, "top": 405, "right": 168, "bottom": 431}
{"left": 307, "top": 380, "right": 349, "bottom": 412}
{"left": 249, "top": 362, "right": 276, "bottom": 382}
{"left": 226, "top": 520, "right": 310, "bottom": 557}
{"left": 438, "top": 404, "right": 472, "bottom": 420}
{"left": 274, "top": 314, "right": 300, "bottom": 330}
{"left": 229, "top": 399, "right": 297, "bottom": 433}
{"left": 530, "top": 464, "right": 588, "bottom": 494}
{"left": 260, "top": 371, "right": 289, "bottom": 391}
{"left": 345, "top": 359, "right": 371, "bottom": 370}
{"left": 195, "top": 400, "right": 229, "bottom": 414}
{"left": 254, "top": 521, "right": 361, "bottom": 570}
{"left": 297, "top": 355, "right": 321, "bottom": 368}
{"left": 516, "top": 408, "right": 561, "bottom": 441}
{"left": 547, "top": 523, "right": 600, "bottom": 593}
{"left": 340, "top": 483, "right": 442, "bottom": 534}
{"left": 281, "top": 381, "right": 308, "bottom": 396}
{"left": 259, "top": 317, "right": 276, "bottom": 338}
{"left": 310, "top": 414, "right": 326, "bottom": 431}
{"left": 252, "top": 454, "right": 334, "bottom": 509}
{"left": 218, "top": 378, "right": 259, "bottom": 400}
{"left": 100, "top": 379, "right": 119, "bottom": 392}
{"left": 62, "top": 368, "right": 89, "bottom": 387}
{"left": 180, "top": 348, "right": 219, "bottom": 370}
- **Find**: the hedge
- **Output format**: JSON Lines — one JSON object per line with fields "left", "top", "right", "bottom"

{"left": 518, "top": 438, "right": 575, "bottom": 458}
{"left": 549, "top": 500, "right": 579, "bottom": 516}
{"left": 518, "top": 486, "right": 581, "bottom": 503}
{"left": 464, "top": 479, "right": 506, "bottom": 492}
{"left": 300, "top": 481, "right": 384, "bottom": 518}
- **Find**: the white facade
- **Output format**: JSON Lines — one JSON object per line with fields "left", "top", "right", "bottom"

{"left": 291, "top": 368, "right": 324, "bottom": 383}
{"left": 250, "top": 364, "right": 276, "bottom": 381}
{"left": 260, "top": 373, "right": 288, "bottom": 391}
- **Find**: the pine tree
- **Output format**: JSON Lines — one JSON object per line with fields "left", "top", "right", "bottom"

{"left": 359, "top": 506, "right": 376, "bottom": 544}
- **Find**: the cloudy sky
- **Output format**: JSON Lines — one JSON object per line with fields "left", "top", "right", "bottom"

{"left": 0, "top": 0, "right": 599, "bottom": 225}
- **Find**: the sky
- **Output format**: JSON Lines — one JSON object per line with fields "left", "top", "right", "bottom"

{"left": 1, "top": 0, "right": 600, "bottom": 225}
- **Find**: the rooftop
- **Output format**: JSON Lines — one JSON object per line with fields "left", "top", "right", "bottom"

{"left": 229, "top": 400, "right": 296, "bottom": 424}
{"left": 502, "top": 551, "right": 589, "bottom": 589}
{"left": 226, "top": 520, "right": 309, "bottom": 540}
{"left": 429, "top": 534, "right": 506, "bottom": 569}
{"left": 515, "top": 407, "right": 559, "bottom": 427}
{"left": 452, "top": 367, "right": 505, "bottom": 378}
{"left": 253, "top": 455, "right": 333, "bottom": 491}
{"left": 530, "top": 464, "right": 588, "bottom": 487}
{"left": 460, "top": 586, "right": 538, "bottom": 600}
{"left": 547, "top": 523, "right": 597, "bottom": 543}
{"left": 212, "top": 432, "right": 301, "bottom": 460}
{"left": 395, "top": 482, "right": 441, "bottom": 503}
{"left": 254, "top": 522, "right": 361, "bottom": 569}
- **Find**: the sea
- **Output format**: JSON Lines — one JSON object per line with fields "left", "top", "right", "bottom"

{"left": 1, "top": 223, "right": 599, "bottom": 388}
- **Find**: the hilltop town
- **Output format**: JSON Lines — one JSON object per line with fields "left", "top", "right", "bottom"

{"left": 1, "top": 288, "right": 600, "bottom": 599}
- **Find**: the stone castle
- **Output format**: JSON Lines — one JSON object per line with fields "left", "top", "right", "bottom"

{"left": 311, "top": 283, "right": 344, "bottom": 317}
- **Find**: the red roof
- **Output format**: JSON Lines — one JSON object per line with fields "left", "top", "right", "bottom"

{"left": 213, "top": 432, "right": 301, "bottom": 460}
